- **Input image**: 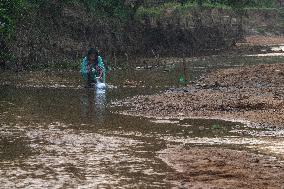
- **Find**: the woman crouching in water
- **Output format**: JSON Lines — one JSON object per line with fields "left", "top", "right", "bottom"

{"left": 81, "top": 48, "right": 106, "bottom": 87}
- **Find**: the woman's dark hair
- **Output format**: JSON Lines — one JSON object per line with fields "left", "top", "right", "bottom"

{"left": 87, "top": 48, "right": 99, "bottom": 58}
{"left": 87, "top": 48, "right": 99, "bottom": 64}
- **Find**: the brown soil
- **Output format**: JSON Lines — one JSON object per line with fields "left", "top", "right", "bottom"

{"left": 116, "top": 63, "right": 284, "bottom": 188}
{"left": 245, "top": 36, "right": 284, "bottom": 46}
{"left": 160, "top": 146, "right": 284, "bottom": 189}
{"left": 120, "top": 63, "right": 284, "bottom": 127}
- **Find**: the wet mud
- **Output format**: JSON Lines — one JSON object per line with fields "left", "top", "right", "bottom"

{"left": 159, "top": 146, "right": 284, "bottom": 189}
{"left": 115, "top": 63, "right": 284, "bottom": 188}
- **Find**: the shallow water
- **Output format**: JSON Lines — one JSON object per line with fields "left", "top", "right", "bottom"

{"left": 0, "top": 59, "right": 283, "bottom": 188}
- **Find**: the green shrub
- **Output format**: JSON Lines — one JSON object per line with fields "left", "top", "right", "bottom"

{"left": 0, "top": 0, "right": 27, "bottom": 63}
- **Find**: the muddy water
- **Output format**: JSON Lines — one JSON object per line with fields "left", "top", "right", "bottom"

{"left": 0, "top": 60, "right": 283, "bottom": 188}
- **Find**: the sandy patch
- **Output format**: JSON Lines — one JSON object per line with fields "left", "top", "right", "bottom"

{"left": 159, "top": 146, "right": 284, "bottom": 189}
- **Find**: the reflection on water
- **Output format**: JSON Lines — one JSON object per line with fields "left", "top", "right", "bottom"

{"left": 0, "top": 85, "right": 174, "bottom": 188}
{"left": 80, "top": 88, "right": 106, "bottom": 124}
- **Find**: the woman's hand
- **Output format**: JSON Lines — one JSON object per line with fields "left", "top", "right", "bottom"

{"left": 96, "top": 77, "right": 102, "bottom": 82}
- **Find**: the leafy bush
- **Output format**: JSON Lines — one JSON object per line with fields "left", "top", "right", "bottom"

{"left": 0, "top": 0, "right": 27, "bottom": 64}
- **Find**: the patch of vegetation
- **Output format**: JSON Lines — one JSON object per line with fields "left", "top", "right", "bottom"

{"left": 51, "top": 59, "right": 81, "bottom": 70}
{"left": 211, "top": 124, "right": 221, "bottom": 129}
{"left": 138, "top": 0, "right": 279, "bottom": 13}
{"left": 1, "top": 0, "right": 143, "bottom": 67}
{"left": 256, "top": 28, "right": 267, "bottom": 35}
{"left": 137, "top": 0, "right": 280, "bottom": 20}
{"left": 136, "top": 2, "right": 182, "bottom": 19}
{"left": 0, "top": 0, "right": 27, "bottom": 64}
{"left": 278, "top": 8, "right": 284, "bottom": 28}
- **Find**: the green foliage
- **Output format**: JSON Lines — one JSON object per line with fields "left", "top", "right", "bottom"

{"left": 137, "top": 0, "right": 279, "bottom": 19}
{"left": 245, "top": 0, "right": 278, "bottom": 8}
{"left": 136, "top": 6, "right": 162, "bottom": 18}
{"left": 137, "top": 2, "right": 181, "bottom": 18}
{"left": 0, "top": 0, "right": 27, "bottom": 63}
{"left": 278, "top": 8, "right": 284, "bottom": 27}
{"left": 204, "top": 0, "right": 277, "bottom": 8}
{"left": 83, "top": 0, "right": 124, "bottom": 17}
{"left": 79, "top": 0, "right": 142, "bottom": 21}
{"left": 151, "top": 0, "right": 278, "bottom": 9}
{"left": 1, "top": 0, "right": 141, "bottom": 35}
{"left": 211, "top": 124, "right": 221, "bottom": 129}
{"left": 0, "top": 0, "right": 281, "bottom": 68}
{"left": 0, "top": 0, "right": 26, "bottom": 39}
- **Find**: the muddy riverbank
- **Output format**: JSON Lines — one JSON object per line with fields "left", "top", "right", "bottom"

{"left": 118, "top": 63, "right": 284, "bottom": 127}
{"left": 114, "top": 63, "right": 284, "bottom": 188}
{"left": 159, "top": 146, "right": 284, "bottom": 189}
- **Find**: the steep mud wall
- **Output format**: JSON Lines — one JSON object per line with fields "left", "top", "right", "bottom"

{"left": 138, "top": 7, "right": 239, "bottom": 55}
{"left": 8, "top": 4, "right": 281, "bottom": 69}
